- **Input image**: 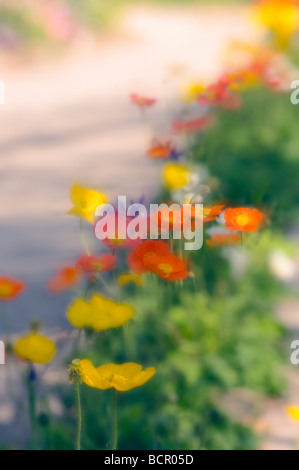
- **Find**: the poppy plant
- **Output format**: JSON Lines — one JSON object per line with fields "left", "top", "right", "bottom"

{"left": 14, "top": 333, "right": 56, "bottom": 365}
{"left": 0, "top": 277, "right": 25, "bottom": 301}
{"left": 67, "top": 184, "right": 107, "bottom": 224}
{"left": 76, "top": 254, "right": 116, "bottom": 273}
{"left": 224, "top": 208, "right": 263, "bottom": 232}
{"left": 80, "top": 360, "right": 156, "bottom": 391}
{"left": 47, "top": 267, "right": 80, "bottom": 293}
{"left": 67, "top": 294, "right": 135, "bottom": 331}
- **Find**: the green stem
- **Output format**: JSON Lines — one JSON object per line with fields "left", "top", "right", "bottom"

{"left": 76, "top": 381, "right": 82, "bottom": 451}
{"left": 80, "top": 219, "right": 91, "bottom": 256}
{"left": 28, "top": 364, "right": 37, "bottom": 450}
{"left": 1, "top": 303, "right": 11, "bottom": 340}
{"left": 75, "top": 328, "right": 82, "bottom": 354}
{"left": 112, "top": 268, "right": 120, "bottom": 303}
{"left": 94, "top": 274, "right": 116, "bottom": 297}
{"left": 112, "top": 389, "right": 118, "bottom": 450}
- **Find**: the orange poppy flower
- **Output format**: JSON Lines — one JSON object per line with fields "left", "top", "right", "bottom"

{"left": 147, "top": 253, "right": 188, "bottom": 281}
{"left": 180, "top": 204, "right": 225, "bottom": 228}
{"left": 47, "top": 267, "right": 80, "bottom": 293}
{"left": 130, "top": 93, "right": 156, "bottom": 108}
{"left": 0, "top": 277, "right": 25, "bottom": 301}
{"left": 128, "top": 240, "right": 188, "bottom": 281}
{"left": 128, "top": 240, "right": 170, "bottom": 274}
{"left": 147, "top": 140, "right": 172, "bottom": 160}
{"left": 203, "top": 205, "right": 225, "bottom": 223}
{"left": 76, "top": 254, "right": 116, "bottom": 273}
{"left": 224, "top": 208, "right": 263, "bottom": 232}
{"left": 207, "top": 233, "right": 242, "bottom": 247}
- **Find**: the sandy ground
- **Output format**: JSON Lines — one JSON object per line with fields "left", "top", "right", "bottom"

{"left": 0, "top": 4, "right": 298, "bottom": 450}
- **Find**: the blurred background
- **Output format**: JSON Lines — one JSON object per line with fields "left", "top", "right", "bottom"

{"left": 0, "top": 0, "right": 299, "bottom": 450}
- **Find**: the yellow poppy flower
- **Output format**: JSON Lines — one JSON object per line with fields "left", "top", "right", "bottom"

{"left": 67, "top": 298, "right": 91, "bottom": 329}
{"left": 67, "top": 294, "right": 135, "bottom": 331}
{"left": 117, "top": 273, "right": 143, "bottom": 287}
{"left": 253, "top": 1, "right": 299, "bottom": 49}
{"left": 14, "top": 333, "right": 56, "bottom": 365}
{"left": 182, "top": 82, "right": 206, "bottom": 103}
{"left": 89, "top": 295, "right": 135, "bottom": 331}
{"left": 80, "top": 359, "right": 156, "bottom": 391}
{"left": 163, "top": 163, "right": 190, "bottom": 191}
{"left": 286, "top": 405, "right": 299, "bottom": 421}
{"left": 67, "top": 184, "right": 107, "bottom": 224}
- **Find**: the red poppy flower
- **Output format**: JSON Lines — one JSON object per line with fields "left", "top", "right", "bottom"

{"left": 172, "top": 115, "right": 214, "bottom": 135}
{"left": 47, "top": 267, "right": 80, "bottom": 293}
{"left": 207, "top": 233, "right": 241, "bottom": 247}
{"left": 0, "top": 277, "right": 25, "bottom": 301}
{"left": 199, "top": 83, "right": 228, "bottom": 106}
{"left": 224, "top": 208, "right": 263, "bottom": 232}
{"left": 130, "top": 94, "right": 156, "bottom": 109}
{"left": 128, "top": 240, "right": 170, "bottom": 273}
{"left": 198, "top": 77, "right": 242, "bottom": 109}
{"left": 76, "top": 254, "right": 116, "bottom": 273}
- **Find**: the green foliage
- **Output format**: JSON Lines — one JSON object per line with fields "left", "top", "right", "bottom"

{"left": 194, "top": 87, "right": 299, "bottom": 229}
{"left": 0, "top": 6, "right": 47, "bottom": 44}
{"left": 67, "top": 0, "right": 126, "bottom": 30}
{"left": 46, "top": 232, "right": 287, "bottom": 450}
